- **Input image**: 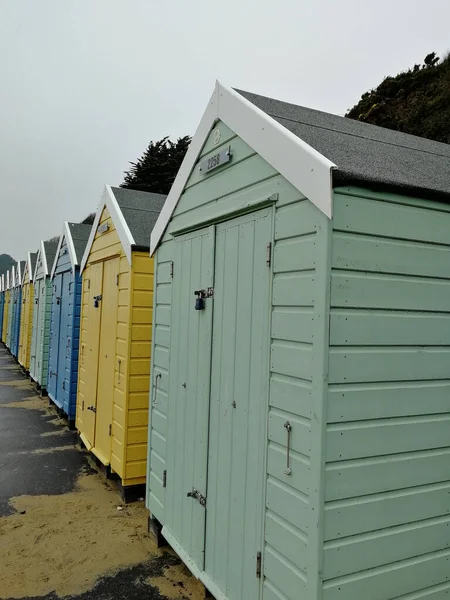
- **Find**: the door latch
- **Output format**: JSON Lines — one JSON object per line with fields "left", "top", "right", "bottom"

{"left": 87, "top": 405, "right": 97, "bottom": 413}
{"left": 187, "top": 487, "right": 206, "bottom": 507}
{"left": 56, "top": 296, "right": 61, "bottom": 305}
{"left": 284, "top": 421, "right": 292, "bottom": 475}
{"left": 193, "top": 288, "right": 214, "bottom": 310}
{"left": 93, "top": 295, "right": 102, "bottom": 308}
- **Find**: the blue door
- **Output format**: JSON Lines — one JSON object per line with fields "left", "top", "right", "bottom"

{"left": 57, "top": 272, "right": 71, "bottom": 412}
{"left": 48, "top": 275, "right": 62, "bottom": 406}
{"left": 0, "top": 294, "right": 4, "bottom": 340}
{"left": 12, "top": 289, "right": 22, "bottom": 357}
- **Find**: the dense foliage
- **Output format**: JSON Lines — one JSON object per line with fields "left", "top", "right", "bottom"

{"left": 0, "top": 253, "right": 15, "bottom": 277}
{"left": 121, "top": 136, "right": 191, "bottom": 195}
{"left": 346, "top": 53, "right": 450, "bottom": 143}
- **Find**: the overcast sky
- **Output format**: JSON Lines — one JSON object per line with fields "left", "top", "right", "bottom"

{"left": 0, "top": 0, "right": 448, "bottom": 260}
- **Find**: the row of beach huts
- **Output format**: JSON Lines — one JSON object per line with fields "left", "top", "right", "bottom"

{"left": 1, "top": 83, "right": 450, "bottom": 600}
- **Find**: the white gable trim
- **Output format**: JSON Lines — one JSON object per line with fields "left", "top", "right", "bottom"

{"left": 27, "top": 252, "right": 35, "bottom": 283}
{"left": 150, "top": 81, "right": 336, "bottom": 254}
{"left": 50, "top": 232, "right": 64, "bottom": 280}
{"left": 11, "top": 265, "right": 16, "bottom": 289}
{"left": 65, "top": 222, "right": 78, "bottom": 273}
{"left": 1, "top": 274, "right": 4, "bottom": 292}
{"left": 80, "top": 185, "right": 135, "bottom": 273}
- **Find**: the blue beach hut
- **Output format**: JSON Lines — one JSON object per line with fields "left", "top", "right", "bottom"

{"left": 47, "top": 222, "right": 91, "bottom": 425}
{"left": 11, "top": 260, "right": 25, "bottom": 358}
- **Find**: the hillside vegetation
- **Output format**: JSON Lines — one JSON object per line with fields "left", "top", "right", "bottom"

{"left": 0, "top": 254, "right": 15, "bottom": 276}
{"left": 346, "top": 52, "right": 450, "bottom": 144}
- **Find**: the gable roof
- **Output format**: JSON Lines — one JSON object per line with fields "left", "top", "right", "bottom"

{"left": 237, "top": 89, "right": 450, "bottom": 201}
{"left": 16, "top": 261, "right": 26, "bottom": 286}
{"left": 35, "top": 238, "right": 59, "bottom": 279}
{"left": 150, "top": 81, "right": 450, "bottom": 254}
{"left": 80, "top": 185, "right": 166, "bottom": 272}
{"left": 50, "top": 222, "right": 92, "bottom": 278}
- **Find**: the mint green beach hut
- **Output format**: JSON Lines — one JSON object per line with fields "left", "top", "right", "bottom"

{"left": 146, "top": 83, "right": 450, "bottom": 600}
{"left": 30, "top": 238, "right": 58, "bottom": 391}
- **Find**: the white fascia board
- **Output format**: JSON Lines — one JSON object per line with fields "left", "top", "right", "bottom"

{"left": 11, "top": 265, "right": 16, "bottom": 289}
{"left": 150, "top": 81, "right": 336, "bottom": 254}
{"left": 16, "top": 262, "right": 22, "bottom": 287}
{"left": 65, "top": 222, "right": 78, "bottom": 274}
{"left": 105, "top": 185, "right": 135, "bottom": 265}
{"left": 1, "top": 274, "right": 4, "bottom": 292}
{"left": 150, "top": 84, "right": 220, "bottom": 255}
{"left": 80, "top": 201, "right": 103, "bottom": 274}
{"left": 27, "top": 252, "right": 34, "bottom": 283}
{"left": 41, "top": 240, "right": 49, "bottom": 277}
{"left": 80, "top": 185, "right": 135, "bottom": 273}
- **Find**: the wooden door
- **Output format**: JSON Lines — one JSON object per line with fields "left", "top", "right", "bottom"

{"left": 29, "top": 282, "right": 40, "bottom": 378}
{"left": 48, "top": 275, "right": 62, "bottom": 402}
{"left": 79, "top": 262, "right": 103, "bottom": 446}
{"left": 164, "top": 226, "right": 215, "bottom": 571}
{"left": 57, "top": 273, "right": 71, "bottom": 406}
{"left": 94, "top": 257, "right": 120, "bottom": 465}
{"left": 204, "top": 209, "right": 272, "bottom": 600}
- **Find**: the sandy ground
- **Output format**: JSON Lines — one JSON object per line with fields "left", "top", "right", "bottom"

{"left": 0, "top": 347, "right": 207, "bottom": 600}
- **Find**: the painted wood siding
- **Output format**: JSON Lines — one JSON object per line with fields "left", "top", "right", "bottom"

{"left": 2, "top": 290, "right": 10, "bottom": 341}
{"left": 122, "top": 252, "right": 154, "bottom": 485}
{"left": 147, "top": 121, "right": 331, "bottom": 599}
{"left": 110, "top": 253, "right": 130, "bottom": 480}
{"left": 54, "top": 236, "right": 72, "bottom": 275}
{"left": 40, "top": 279, "right": 52, "bottom": 387}
{"left": 18, "top": 264, "right": 34, "bottom": 369}
{"left": 323, "top": 187, "right": 450, "bottom": 600}
{"left": 67, "top": 271, "right": 82, "bottom": 418}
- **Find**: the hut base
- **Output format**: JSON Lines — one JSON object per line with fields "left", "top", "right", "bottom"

{"left": 147, "top": 514, "right": 167, "bottom": 548}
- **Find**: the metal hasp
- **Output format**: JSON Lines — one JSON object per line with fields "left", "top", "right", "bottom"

{"left": 87, "top": 405, "right": 97, "bottom": 413}
{"left": 187, "top": 487, "right": 207, "bottom": 507}
{"left": 194, "top": 288, "right": 214, "bottom": 310}
{"left": 284, "top": 420, "right": 292, "bottom": 475}
{"left": 93, "top": 294, "right": 102, "bottom": 308}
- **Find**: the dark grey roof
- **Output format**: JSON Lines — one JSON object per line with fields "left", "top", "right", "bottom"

{"left": 236, "top": 89, "right": 450, "bottom": 200}
{"left": 111, "top": 187, "right": 167, "bottom": 249}
{"left": 30, "top": 252, "right": 37, "bottom": 277}
{"left": 43, "top": 239, "right": 59, "bottom": 274}
{"left": 67, "top": 223, "right": 92, "bottom": 264}
{"left": 19, "top": 260, "right": 26, "bottom": 282}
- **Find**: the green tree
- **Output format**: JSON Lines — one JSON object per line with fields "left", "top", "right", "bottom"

{"left": 0, "top": 254, "right": 15, "bottom": 278}
{"left": 346, "top": 53, "right": 450, "bottom": 143}
{"left": 121, "top": 136, "right": 191, "bottom": 195}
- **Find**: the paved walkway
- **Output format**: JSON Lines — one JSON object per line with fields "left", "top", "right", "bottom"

{"left": 0, "top": 344, "right": 204, "bottom": 600}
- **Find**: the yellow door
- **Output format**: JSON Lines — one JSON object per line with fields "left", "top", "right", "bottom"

{"left": 78, "top": 262, "right": 103, "bottom": 447}
{"left": 94, "top": 257, "right": 120, "bottom": 465}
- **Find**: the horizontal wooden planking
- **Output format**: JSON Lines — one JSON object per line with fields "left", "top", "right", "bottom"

{"left": 329, "top": 346, "right": 450, "bottom": 384}
{"left": 322, "top": 549, "right": 450, "bottom": 600}
{"left": 128, "top": 374, "right": 150, "bottom": 392}
{"left": 273, "top": 236, "right": 316, "bottom": 273}
{"left": 331, "top": 272, "right": 450, "bottom": 312}
{"left": 128, "top": 409, "right": 148, "bottom": 428}
{"left": 126, "top": 443, "right": 147, "bottom": 462}
{"left": 332, "top": 231, "right": 450, "bottom": 279}
{"left": 268, "top": 409, "right": 311, "bottom": 456}
{"left": 262, "top": 581, "right": 290, "bottom": 600}
{"left": 155, "top": 283, "right": 171, "bottom": 305}
{"left": 132, "top": 307, "right": 152, "bottom": 323}
{"left": 131, "top": 324, "right": 152, "bottom": 342}
{"left": 328, "top": 380, "right": 450, "bottom": 423}
{"left": 272, "top": 307, "right": 314, "bottom": 343}
{"left": 267, "top": 442, "right": 310, "bottom": 494}
{"left": 151, "top": 389, "right": 168, "bottom": 414}
{"left": 275, "top": 201, "right": 319, "bottom": 240}
{"left": 173, "top": 154, "right": 276, "bottom": 218}
{"left": 168, "top": 174, "right": 304, "bottom": 234}
{"left": 157, "top": 240, "right": 173, "bottom": 263}
{"left": 127, "top": 425, "right": 148, "bottom": 444}
{"left": 130, "top": 341, "right": 151, "bottom": 359}
{"left": 271, "top": 341, "right": 313, "bottom": 380}
{"left": 266, "top": 476, "right": 309, "bottom": 533}
{"left": 155, "top": 305, "right": 170, "bottom": 327}
{"left": 153, "top": 346, "right": 169, "bottom": 369}
{"left": 118, "top": 289, "right": 129, "bottom": 306}
{"left": 116, "top": 322, "right": 129, "bottom": 342}
{"left": 150, "top": 429, "right": 166, "bottom": 459}
{"left": 151, "top": 408, "right": 167, "bottom": 437}
{"left": 148, "top": 472, "right": 165, "bottom": 517}
{"left": 327, "top": 415, "right": 450, "bottom": 461}
{"left": 132, "top": 290, "right": 152, "bottom": 307}
{"left": 124, "top": 460, "right": 147, "bottom": 481}
{"left": 323, "top": 514, "right": 450, "bottom": 579}
{"left": 133, "top": 254, "right": 153, "bottom": 273}
{"left": 153, "top": 324, "right": 169, "bottom": 348}
{"left": 128, "top": 392, "right": 149, "bottom": 410}
{"left": 269, "top": 374, "right": 312, "bottom": 418}
{"left": 185, "top": 136, "right": 256, "bottom": 190}
{"left": 265, "top": 510, "right": 308, "bottom": 572}
{"left": 264, "top": 547, "right": 306, "bottom": 600}
{"left": 324, "top": 482, "right": 450, "bottom": 540}
{"left": 330, "top": 310, "right": 450, "bottom": 346}
{"left": 325, "top": 448, "right": 450, "bottom": 501}
{"left": 133, "top": 273, "right": 153, "bottom": 291}
{"left": 273, "top": 274, "right": 315, "bottom": 307}
{"left": 129, "top": 359, "right": 150, "bottom": 378}
{"left": 335, "top": 186, "right": 450, "bottom": 213}
{"left": 333, "top": 191, "right": 450, "bottom": 245}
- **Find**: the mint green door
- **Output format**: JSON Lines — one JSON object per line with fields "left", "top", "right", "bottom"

{"left": 165, "top": 209, "right": 272, "bottom": 600}
{"left": 165, "top": 225, "right": 215, "bottom": 570}
{"left": 204, "top": 209, "right": 272, "bottom": 600}
{"left": 30, "top": 279, "right": 41, "bottom": 380}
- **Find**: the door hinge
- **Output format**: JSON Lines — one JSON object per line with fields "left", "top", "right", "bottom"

{"left": 256, "top": 551, "right": 262, "bottom": 578}
{"left": 162, "top": 469, "right": 167, "bottom": 488}
{"left": 116, "top": 274, "right": 119, "bottom": 286}
{"left": 108, "top": 424, "right": 112, "bottom": 436}
{"left": 266, "top": 242, "right": 272, "bottom": 267}
{"left": 170, "top": 261, "right": 174, "bottom": 278}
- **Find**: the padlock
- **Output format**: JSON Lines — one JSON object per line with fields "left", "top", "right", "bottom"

{"left": 94, "top": 298, "right": 99, "bottom": 308}
{"left": 195, "top": 296, "right": 204, "bottom": 310}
